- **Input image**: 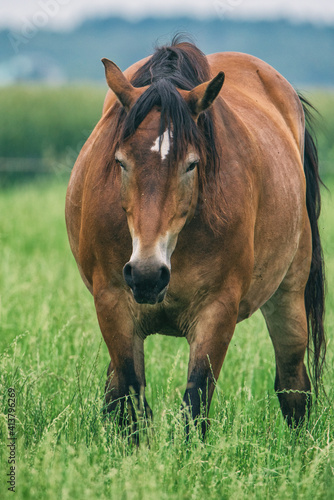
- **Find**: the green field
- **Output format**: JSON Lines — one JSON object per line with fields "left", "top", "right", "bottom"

{"left": 0, "top": 88, "right": 333, "bottom": 499}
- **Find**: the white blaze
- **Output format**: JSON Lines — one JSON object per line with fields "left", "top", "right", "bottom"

{"left": 151, "top": 130, "right": 172, "bottom": 160}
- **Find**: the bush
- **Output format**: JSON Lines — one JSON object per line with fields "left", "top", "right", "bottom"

{"left": 0, "top": 86, "right": 333, "bottom": 180}
{"left": 0, "top": 85, "right": 105, "bottom": 160}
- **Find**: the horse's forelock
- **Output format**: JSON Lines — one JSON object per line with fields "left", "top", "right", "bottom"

{"left": 120, "top": 79, "right": 205, "bottom": 165}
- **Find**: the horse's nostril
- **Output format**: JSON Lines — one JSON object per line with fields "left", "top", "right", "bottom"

{"left": 123, "top": 260, "right": 170, "bottom": 304}
{"left": 123, "top": 263, "right": 133, "bottom": 287}
{"left": 159, "top": 265, "right": 170, "bottom": 290}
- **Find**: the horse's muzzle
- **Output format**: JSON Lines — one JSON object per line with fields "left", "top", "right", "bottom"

{"left": 123, "top": 260, "right": 170, "bottom": 304}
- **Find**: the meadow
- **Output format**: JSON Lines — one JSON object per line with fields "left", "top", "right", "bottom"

{"left": 0, "top": 87, "right": 333, "bottom": 499}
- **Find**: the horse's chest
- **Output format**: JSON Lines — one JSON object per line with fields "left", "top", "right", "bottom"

{"left": 131, "top": 295, "right": 195, "bottom": 338}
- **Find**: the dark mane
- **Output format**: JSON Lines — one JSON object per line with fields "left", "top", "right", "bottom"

{"left": 130, "top": 37, "right": 212, "bottom": 89}
{"left": 102, "top": 37, "right": 226, "bottom": 231}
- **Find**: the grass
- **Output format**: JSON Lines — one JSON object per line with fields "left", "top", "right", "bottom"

{"left": 0, "top": 175, "right": 333, "bottom": 499}
{"left": 309, "top": 91, "right": 334, "bottom": 177}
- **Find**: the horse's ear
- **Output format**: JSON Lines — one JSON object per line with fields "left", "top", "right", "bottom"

{"left": 101, "top": 58, "right": 141, "bottom": 111}
{"left": 186, "top": 72, "right": 225, "bottom": 117}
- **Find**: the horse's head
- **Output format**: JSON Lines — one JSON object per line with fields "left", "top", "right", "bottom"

{"left": 102, "top": 59, "right": 224, "bottom": 304}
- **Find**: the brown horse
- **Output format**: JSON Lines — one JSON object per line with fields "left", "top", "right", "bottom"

{"left": 65, "top": 38, "right": 326, "bottom": 435}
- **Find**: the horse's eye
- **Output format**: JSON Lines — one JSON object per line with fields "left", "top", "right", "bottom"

{"left": 116, "top": 158, "right": 126, "bottom": 171}
{"left": 186, "top": 161, "right": 198, "bottom": 173}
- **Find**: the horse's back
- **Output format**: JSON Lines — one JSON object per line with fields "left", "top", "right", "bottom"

{"left": 208, "top": 51, "right": 298, "bottom": 108}
{"left": 207, "top": 51, "right": 304, "bottom": 154}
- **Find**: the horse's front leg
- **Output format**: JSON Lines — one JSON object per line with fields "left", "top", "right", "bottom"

{"left": 94, "top": 287, "right": 152, "bottom": 430}
{"left": 183, "top": 295, "right": 239, "bottom": 437}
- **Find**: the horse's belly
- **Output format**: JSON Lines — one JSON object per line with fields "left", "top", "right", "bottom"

{"left": 237, "top": 155, "right": 307, "bottom": 321}
{"left": 237, "top": 240, "right": 300, "bottom": 321}
{"left": 237, "top": 277, "right": 280, "bottom": 321}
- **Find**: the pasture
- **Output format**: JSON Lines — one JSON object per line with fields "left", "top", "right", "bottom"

{"left": 0, "top": 87, "right": 333, "bottom": 499}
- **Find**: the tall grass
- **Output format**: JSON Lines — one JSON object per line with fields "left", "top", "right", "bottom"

{"left": 310, "top": 92, "right": 334, "bottom": 177}
{"left": 0, "top": 174, "right": 333, "bottom": 498}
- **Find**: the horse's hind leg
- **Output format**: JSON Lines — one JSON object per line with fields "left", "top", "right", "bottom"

{"left": 261, "top": 285, "right": 311, "bottom": 426}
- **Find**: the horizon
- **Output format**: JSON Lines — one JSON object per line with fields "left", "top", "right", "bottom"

{"left": 1, "top": 0, "right": 334, "bottom": 32}
{"left": 0, "top": 8, "right": 332, "bottom": 87}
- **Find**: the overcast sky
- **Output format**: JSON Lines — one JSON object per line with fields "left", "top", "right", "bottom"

{"left": 1, "top": 0, "right": 334, "bottom": 30}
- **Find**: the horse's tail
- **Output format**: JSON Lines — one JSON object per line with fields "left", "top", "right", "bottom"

{"left": 299, "top": 94, "right": 326, "bottom": 397}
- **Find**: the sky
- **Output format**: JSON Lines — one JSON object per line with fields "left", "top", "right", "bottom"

{"left": 1, "top": 0, "right": 334, "bottom": 31}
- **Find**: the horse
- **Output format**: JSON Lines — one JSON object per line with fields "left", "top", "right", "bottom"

{"left": 65, "top": 37, "right": 326, "bottom": 436}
